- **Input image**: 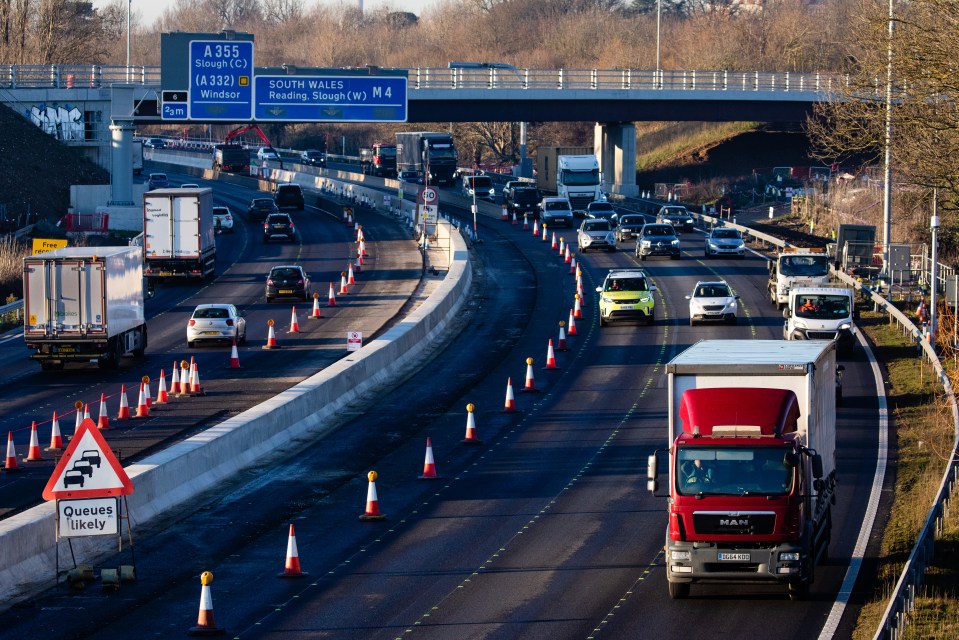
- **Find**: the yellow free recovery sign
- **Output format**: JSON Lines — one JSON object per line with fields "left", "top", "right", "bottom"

{"left": 32, "top": 238, "right": 68, "bottom": 254}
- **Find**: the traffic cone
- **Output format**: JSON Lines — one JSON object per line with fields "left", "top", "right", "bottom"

{"left": 187, "top": 571, "right": 225, "bottom": 636}
{"left": 3, "top": 432, "right": 18, "bottom": 472}
{"left": 277, "top": 524, "right": 308, "bottom": 578}
{"left": 574, "top": 293, "right": 583, "bottom": 319}
{"left": 557, "top": 322, "right": 568, "bottom": 351}
{"left": 179, "top": 360, "right": 193, "bottom": 393}
{"left": 339, "top": 272, "right": 349, "bottom": 295}
{"left": 551, "top": 232, "right": 558, "bottom": 250}
{"left": 170, "top": 363, "right": 181, "bottom": 394}
{"left": 143, "top": 377, "right": 153, "bottom": 408}
{"left": 503, "top": 377, "right": 516, "bottom": 413}
{"left": 542, "top": 224, "right": 548, "bottom": 241}
{"left": 568, "top": 309, "right": 578, "bottom": 336}
{"left": 523, "top": 213, "right": 529, "bottom": 230}
{"left": 134, "top": 383, "right": 149, "bottom": 418}
{"left": 289, "top": 307, "right": 300, "bottom": 333}
{"left": 309, "top": 293, "right": 322, "bottom": 319}
{"left": 356, "top": 224, "right": 364, "bottom": 242}
{"left": 569, "top": 255, "right": 577, "bottom": 274}
{"left": 501, "top": 205, "right": 508, "bottom": 221}
{"left": 532, "top": 219, "right": 539, "bottom": 236}
{"left": 558, "top": 236, "right": 564, "bottom": 255}
{"left": 49, "top": 412, "right": 64, "bottom": 450}
{"left": 544, "top": 339, "right": 559, "bottom": 370}
{"left": 83, "top": 403, "right": 91, "bottom": 422}
{"left": 190, "top": 361, "right": 204, "bottom": 395}
{"left": 74, "top": 401, "right": 84, "bottom": 434}
{"left": 512, "top": 211, "right": 518, "bottom": 225}
{"left": 348, "top": 263, "right": 356, "bottom": 285}
{"left": 117, "top": 385, "right": 132, "bottom": 419}
{"left": 463, "top": 404, "right": 482, "bottom": 444}
{"left": 419, "top": 437, "right": 441, "bottom": 478}
{"left": 156, "top": 370, "right": 169, "bottom": 404}
{"left": 263, "top": 320, "right": 280, "bottom": 349}
{"left": 355, "top": 254, "right": 363, "bottom": 273}
{"left": 357, "top": 246, "right": 364, "bottom": 266}
{"left": 576, "top": 263, "right": 582, "bottom": 280}
{"left": 359, "top": 239, "right": 367, "bottom": 256}
{"left": 97, "top": 393, "right": 110, "bottom": 430}
{"left": 328, "top": 283, "right": 337, "bottom": 306}
{"left": 577, "top": 274, "right": 585, "bottom": 299}
{"left": 358, "top": 470, "right": 386, "bottom": 521}
{"left": 228, "top": 340, "right": 241, "bottom": 369}
{"left": 523, "top": 357, "right": 538, "bottom": 392}
{"left": 564, "top": 245, "right": 572, "bottom": 264}
{"left": 26, "top": 421, "right": 43, "bottom": 461}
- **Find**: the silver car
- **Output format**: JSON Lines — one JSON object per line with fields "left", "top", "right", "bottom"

{"left": 705, "top": 226, "right": 746, "bottom": 258}
{"left": 187, "top": 303, "right": 247, "bottom": 348}
{"left": 686, "top": 280, "right": 739, "bottom": 325}
{"left": 212, "top": 206, "right": 234, "bottom": 232}
{"left": 577, "top": 218, "right": 616, "bottom": 252}
{"left": 539, "top": 197, "right": 574, "bottom": 228}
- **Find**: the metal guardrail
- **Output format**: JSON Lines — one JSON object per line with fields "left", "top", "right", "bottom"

{"left": 692, "top": 209, "right": 959, "bottom": 639}
{"left": 0, "top": 299, "right": 24, "bottom": 329}
{"left": 0, "top": 64, "right": 842, "bottom": 95}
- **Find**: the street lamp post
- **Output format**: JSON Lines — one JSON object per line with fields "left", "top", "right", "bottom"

{"left": 930, "top": 190, "right": 939, "bottom": 347}
{"left": 655, "top": 0, "right": 662, "bottom": 89}
{"left": 126, "top": 0, "right": 132, "bottom": 81}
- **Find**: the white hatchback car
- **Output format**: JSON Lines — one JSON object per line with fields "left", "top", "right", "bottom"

{"left": 212, "top": 206, "right": 234, "bottom": 232}
{"left": 187, "top": 304, "right": 247, "bottom": 347}
{"left": 686, "top": 280, "right": 739, "bottom": 326}
{"left": 257, "top": 147, "right": 281, "bottom": 161}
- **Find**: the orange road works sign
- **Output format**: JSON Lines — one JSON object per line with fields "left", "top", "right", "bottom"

{"left": 42, "top": 418, "right": 134, "bottom": 500}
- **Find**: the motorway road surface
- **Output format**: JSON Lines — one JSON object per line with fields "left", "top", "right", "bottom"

{"left": 0, "top": 172, "right": 887, "bottom": 640}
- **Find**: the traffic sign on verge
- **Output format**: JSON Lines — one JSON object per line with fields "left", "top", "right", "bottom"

{"left": 188, "top": 39, "right": 254, "bottom": 121}
{"left": 347, "top": 331, "right": 363, "bottom": 352}
{"left": 57, "top": 497, "right": 119, "bottom": 538}
{"left": 253, "top": 75, "right": 407, "bottom": 122}
{"left": 42, "top": 418, "right": 134, "bottom": 500}
{"left": 419, "top": 187, "right": 438, "bottom": 205}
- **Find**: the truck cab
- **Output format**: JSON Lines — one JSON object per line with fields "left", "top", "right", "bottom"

{"left": 557, "top": 154, "right": 605, "bottom": 214}
{"left": 768, "top": 247, "right": 830, "bottom": 308}
{"left": 783, "top": 286, "right": 857, "bottom": 357}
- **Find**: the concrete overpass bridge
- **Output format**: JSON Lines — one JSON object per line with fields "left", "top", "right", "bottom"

{"left": 0, "top": 64, "right": 841, "bottom": 197}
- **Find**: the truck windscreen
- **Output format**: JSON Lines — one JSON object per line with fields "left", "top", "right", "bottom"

{"left": 676, "top": 446, "right": 794, "bottom": 496}
{"left": 795, "top": 294, "right": 850, "bottom": 319}
{"left": 561, "top": 169, "right": 599, "bottom": 186}
{"left": 780, "top": 255, "right": 829, "bottom": 277}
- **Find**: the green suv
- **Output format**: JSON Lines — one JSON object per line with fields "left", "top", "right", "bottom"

{"left": 596, "top": 269, "right": 657, "bottom": 326}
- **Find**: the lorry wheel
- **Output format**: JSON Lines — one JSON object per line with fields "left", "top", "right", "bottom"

{"left": 668, "top": 582, "right": 690, "bottom": 599}
{"left": 132, "top": 327, "right": 147, "bottom": 357}
{"left": 689, "top": 318, "right": 696, "bottom": 326}
{"left": 788, "top": 581, "right": 809, "bottom": 601}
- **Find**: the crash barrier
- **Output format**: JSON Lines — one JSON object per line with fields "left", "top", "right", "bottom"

{"left": 693, "top": 209, "right": 958, "bottom": 640}
{"left": 0, "top": 197, "right": 472, "bottom": 607}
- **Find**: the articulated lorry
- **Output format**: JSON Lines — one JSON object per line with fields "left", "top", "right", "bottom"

{"left": 360, "top": 143, "right": 397, "bottom": 177}
{"left": 24, "top": 246, "right": 148, "bottom": 370}
{"left": 143, "top": 188, "right": 216, "bottom": 283}
{"left": 535, "top": 146, "right": 606, "bottom": 214}
{"left": 395, "top": 132, "right": 458, "bottom": 185}
{"left": 212, "top": 144, "right": 250, "bottom": 173}
{"left": 648, "top": 340, "right": 838, "bottom": 600}
{"left": 768, "top": 247, "right": 831, "bottom": 309}
{"left": 783, "top": 285, "right": 857, "bottom": 357}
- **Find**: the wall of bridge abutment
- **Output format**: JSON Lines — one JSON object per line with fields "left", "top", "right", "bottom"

{"left": 595, "top": 122, "right": 638, "bottom": 198}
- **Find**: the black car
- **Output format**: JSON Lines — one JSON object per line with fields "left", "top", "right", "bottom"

{"left": 263, "top": 213, "right": 295, "bottom": 243}
{"left": 505, "top": 186, "right": 540, "bottom": 217}
{"left": 616, "top": 214, "right": 646, "bottom": 242}
{"left": 299, "top": 149, "right": 326, "bottom": 167}
{"left": 586, "top": 201, "right": 617, "bottom": 225}
{"left": 635, "top": 223, "right": 681, "bottom": 260}
{"left": 274, "top": 183, "right": 305, "bottom": 211}
{"left": 248, "top": 198, "right": 279, "bottom": 223}
{"left": 265, "top": 265, "right": 311, "bottom": 303}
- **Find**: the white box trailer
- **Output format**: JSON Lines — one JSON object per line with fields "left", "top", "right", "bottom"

{"left": 143, "top": 188, "right": 216, "bottom": 282}
{"left": 24, "top": 246, "right": 147, "bottom": 370}
{"left": 666, "top": 339, "right": 837, "bottom": 479}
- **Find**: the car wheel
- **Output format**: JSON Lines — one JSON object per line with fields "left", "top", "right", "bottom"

{"left": 600, "top": 315, "right": 608, "bottom": 327}
{"left": 726, "top": 315, "right": 737, "bottom": 325}
{"left": 263, "top": 238, "right": 269, "bottom": 243}
{"left": 689, "top": 318, "right": 696, "bottom": 327}
{"left": 704, "top": 250, "right": 710, "bottom": 258}
{"left": 266, "top": 296, "right": 274, "bottom": 303}
{"left": 671, "top": 254, "right": 680, "bottom": 260}
{"left": 187, "top": 341, "right": 195, "bottom": 348}
{"left": 239, "top": 329, "right": 247, "bottom": 345}
{"left": 639, "top": 254, "right": 646, "bottom": 261}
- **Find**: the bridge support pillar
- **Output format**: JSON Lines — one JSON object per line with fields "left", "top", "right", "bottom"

{"left": 108, "top": 84, "right": 136, "bottom": 206}
{"left": 594, "top": 122, "right": 638, "bottom": 198}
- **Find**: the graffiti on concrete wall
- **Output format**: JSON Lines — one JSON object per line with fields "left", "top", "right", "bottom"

{"left": 28, "top": 104, "right": 84, "bottom": 141}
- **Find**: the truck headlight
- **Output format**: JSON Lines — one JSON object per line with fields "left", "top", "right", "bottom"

{"left": 839, "top": 322, "right": 852, "bottom": 330}
{"left": 671, "top": 550, "right": 691, "bottom": 561}
{"left": 779, "top": 552, "right": 801, "bottom": 561}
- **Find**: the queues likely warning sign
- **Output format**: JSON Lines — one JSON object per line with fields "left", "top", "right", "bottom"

{"left": 57, "top": 497, "right": 119, "bottom": 537}
{"left": 42, "top": 418, "right": 134, "bottom": 500}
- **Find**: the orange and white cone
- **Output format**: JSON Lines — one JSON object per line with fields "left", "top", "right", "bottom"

{"left": 74, "top": 402, "right": 84, "bottom": 434}
{"left": 180, "top": 361, "right": 193, "bottom": 393}
{"left": 463, "top": 404, "right": 483, "bottom": 445}
{"left": 419, "top": 437, "right": 441, "bottom": 478}
{"left": 574, "top": 293, "right": 583, "bottom": 319}
{"left": 359, "top": 239, "right": 367, "bottom": 256}
{"left": 117, "top": 385, "right": 132, "bottom": 419}
{"left": 557, "top": 236, "right": 564, "bottom": 255}
{"left": 568, "top": 309, "right": 578, "bottom": 336}
{"left": 190, "top": 361, "right": 203, "bottom": 395}
{"left": 229, "top": 341, "right": 241, "bottom": 368}
{"left": 263, "top": 320, "right": 280, "bottom": 349}
{"left": 134, "top": 383, "right": 149, "bottom": 418}
{"left": 339, "top": 272, "right": 349, "bottom": 295}
{"left": 542, "top": 224, "right": 548, "bottom": 241}
{"left": 501, "top": 205, "right": 509, "bottom": 221}
{"left": 347, "top": 263, "right": 356, "bottom": 285}
{"left": 83, "top": 403, "right": 92, "bottom": 422}
{"left": 512, "top": 211, "right": 518, "bottom": 225}
{"left": 569, "top": 254, "right": 577, "bottom": 274}
{"left": 523, "top": 213, "right": 529, "bottom": 230}
{"left": 328, "top": 283, "right": 337, "bottom": 306}
{"left": 277, "top": 524, "right": 308, "bottom": 578}
{"left": 544, "top": 339, "right": 559, "bottom": 370}
{"left": 97, "top": 393, "right": 110, "bottom": 430}
{"left": 355, "top": 254, "right": 363, "bottom": 273}
{"left": 523, "top": 357, "right": 538, "bottom": 392}
{"left": 551, "top": 232, "right": 558, "bottom": 250}
{"left": 356, "top": 225, "right": 364, "bottom": 242}
{"left": 156, "top": 370, "right": 169, "bottom": 404}
{"left": 26, "top": 421, "right": 43, "bottom": 461}
{"left": 504, "top": 377, "right": 517, "bottom": 413}
{"left": 309, "top": 293, "right": 322, "bottom": 319}
{"left": 143, "top": 377, "right": 153, "bottom": 408}
{"left": 188, "top": 571, "right": 224, "bottom": 636}
{"left": 289, "top": 307, "right": 300, "bottom": 333}
{"left": 564, "top": 245, "right": 572, "bottom": 264}
{"left": 356, "top": 247, "right": 364, "bottom": 267}
{"left": 532, "top": 219, "right": 539, "bottom": 236}
{"left": 557, "top": 322, "right": 568, "bottom": 351}
{"left": 49, "top": 412, "right": 64, "bottom": 450}
{"left": 358, "top": 470, "right": 386, "bottom": 521}
{"left": 170, "top": 362, "right": 181, "bottom": 395}
{"left": 4, "top": 432, "right": 18, "bottom": 472}
{"left": 577, "top": 274, "right": 585, "bottom": 299}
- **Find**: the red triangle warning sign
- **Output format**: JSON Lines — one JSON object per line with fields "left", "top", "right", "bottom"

{"left": 42, "top": 418, "right": 134, "bottom": 500}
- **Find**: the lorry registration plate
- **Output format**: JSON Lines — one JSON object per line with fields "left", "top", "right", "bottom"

{"left": 718, "top": 552, "right": 750, "bottom": 561}
{"left": 279, "top": 289, "right": 293, "bottom": 294}
{"left": 57, "top": 347, "right": 76, "bottom": 353}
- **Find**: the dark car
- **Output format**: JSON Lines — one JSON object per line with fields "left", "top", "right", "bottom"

{"left": 263, "top": 213, "right": 295, "bottom": 243}
{"left": 616, "top": 214, "right": 646, "bottom": 242}
{"left": 147, "top": 172, "right": 169, "bottom": 189}
{"left": 248, "top": 197, "right": 279, "bottom": 223}
{"left": 635, "top": 223, "right": 681, "bottom": 260}
{"left": 586, "top": 201, "right": 617, "bottom": 225}
{"left": 143, "top": 138, "right": 165, "bottom": 148}
{"left": 300, "top": 149, "right": 326, "bottom": 167}
{"left": 274, "top": 183, "right": 305, "bottom": 211}
{"left": 266, "top": 265, "right": 311, "bottom": 303}
{"left": 506, "top": 186, "right": 540, "bottom": 217}
{"left": 656, "top": 205, "right": 695, "bottom": 233}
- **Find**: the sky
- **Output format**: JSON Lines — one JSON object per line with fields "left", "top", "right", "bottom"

{"left": 101, "top": 0, "right": 432, "bottom": 28}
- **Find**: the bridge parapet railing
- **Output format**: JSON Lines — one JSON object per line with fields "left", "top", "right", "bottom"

{"left": 0, "top": 65, "right": 161, "bottom": 88}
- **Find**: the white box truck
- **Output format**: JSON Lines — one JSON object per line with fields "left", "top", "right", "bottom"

{"left": 535, "top": 146, "right": 606, "bottom": 214}
{"left": 648, "top": 340, "right": 838, "bottom": 600}
{"left": 24, "top": 246, "right": 148, "bottom": 370}
{"left": 143, "top": 188, "right": 216, "bottom": 283}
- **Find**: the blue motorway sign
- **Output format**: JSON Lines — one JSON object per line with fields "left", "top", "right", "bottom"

{"left": 253, "top": 75, "right": 407, "bottom": 122}
{"left": 188, "top": 40, "right": 253, "bottom": 121}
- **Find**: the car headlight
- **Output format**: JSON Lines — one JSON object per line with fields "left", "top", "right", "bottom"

{"left": 601, "top": 295, "right": 615, "bottom": 304}
{"left": 708, "top": 242, "right": 719, "bottom": 249}
{"left": 839, "top": 322, "right": 852, "bottom": 330}
{"left": 728, "top": 300, "right": 737, "bottom": 309}
{"left": 685, "top": 219, "right": 693, "bottom": 224}
{"left": 640, "top": 296, "right": 651, "bottom": 303}
{"left": 641, "top": 240, "right": 651, "bottom": 247}
{"left": 671, "top": 239, "right": 680, "bottom": 246}
{"left": 488, "top": 189, "right": 495, "bottom": 197}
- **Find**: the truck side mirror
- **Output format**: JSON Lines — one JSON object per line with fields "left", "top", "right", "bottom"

{"left": 811, "top": 453, "right": 824, "bottom": 479}
{"left": 646, "top": 452, "right": 659, "bottom": 493}
{"left": 783, "top": 308, "right": 790, "bottom": 318}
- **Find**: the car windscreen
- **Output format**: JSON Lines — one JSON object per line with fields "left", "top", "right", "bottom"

{"left": 468, "top": 177, "right": 493, "bottom": 188}
{"left": 619, "top": 216, "right": 643, "bottom": 226}
{"left": 584, "top": 221, "right": 611, "bottom": 231}
{"left": 545, "top": 201, "right": 570, "bottom": 211}
{"left": 695, "top": 285, "right": 730, "bottom": 297}
{"left": 645, "top": 226, "right": 672, "bottom": 236}
{"left": 513, "top": 189, "right": 538, "bottom": 202}
{"left": 712, "top": 229, "right": 741, "bottom": 239}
